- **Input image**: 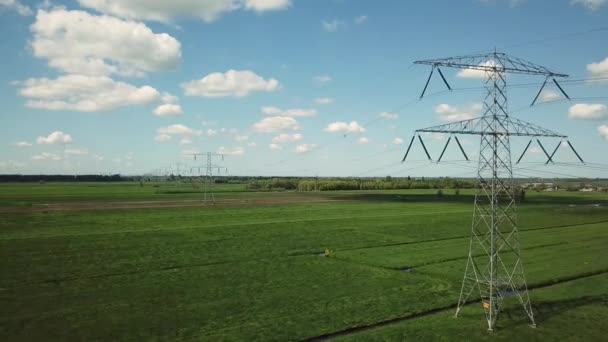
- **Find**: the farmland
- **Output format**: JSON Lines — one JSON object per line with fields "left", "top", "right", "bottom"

{"left": 1, "top": 182, "right": 607, "bottom": 341}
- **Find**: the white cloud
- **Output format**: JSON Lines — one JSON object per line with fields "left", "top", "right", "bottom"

{"left": 261, "top": 106, "right": 317, "bottom": 117}
{"left": 12, "top": 141, "right": 32, "bottom": 147}
{"left": 245, "top": 0, "right": 291, "bottom": 12}
{"left": 314, "top": 75, "right": 332, "bottom": 84}
{"left": 587, "top": 57, "right": 608, "bottom": 78}
{"left": 393, "top": 138, "right": 404, "bottom": 145}
{"left": 161, "top": 93, "right": 179, "bottom": 104}
{"left": 457, "top": 60, "right": 497, "bottom": 79}
{"left": 315, "top": 97, "right": 334, "bottom": 104}
{"left": 272, "top": 133, "right": 303, "bottom": 144}
{"left": 31, "top": 152, "right": 62, "bottom": 161}
{"left": 568, "top": 103, "right": 608, "bottom": 120}
{"left": 269, "top": 143, "right": 282, "bottom": 151}
{"left": 65, "top": 148, "right": 88, "bottom": 156}
{"left": 571, "top": 0, "right": 607, "bottom": 10}
{"left": 435, "top": 103, "right": 482, "bottom": 122}
{"left": 206, "top": 129, "right": 218, "bottom": 137}
{"left": 529, "top": 146, "right": 542, "bottom": 154}
{"left": 598, "top": 125, "right": 608, "bottom": 140}
{"left": 354, "top": 15, "right": 368, "bottom": 24}
{"left": 92, "top": 154, "right": 104, "bottom": 161}
{"left": 540, "top": 90, "right": 561, "bottom": 102}
{"left": 324, "top": 121, "right": 365, "bottom": 134}
{"left": 430, "top": 133, "right": 445, "bottom": 140}
{"left": 218, "top": 146, "right": 245, "bottom": 156}
{"left": 182, "top": 70, "right": 279, "bottom": 97}
{"left": 78, "top": 0, "right": 291, "bottom": 23}
{"left": 358, "top": 137, "right": 369, "bottom": 144}
{"left": 322, "top": 19, "right": 346, "bottom": 32}
{"left": 31, "top": 9, "right": 181, "bottom": 77}
{"left": 19, "top": 75, "right": 160, "bottom": 112}
{"left": 235, "top": 135, "right": 249, "bottom": 142}
{"left": 155, "top": 134, "right": 172, "bottom": 142}
{"left": 180, "top": 148, "right": 201, "bottom": 157}
{"left": 379, "top": 112, "right": 399, "bottom": 120}
{"left": 179, "top": 137, "right": 193, "bottom": 145}
{"left": 0, "top": 0, "right": 32, "bottom": 15}
{"left": 253, "top": 116, "right": 300, "bottom": 133}
{"left": 247, "top": 141, "right": 257, "bottom": 147}
{"left": 154, "top": 104, "right": 183, "bottom": 117}
{"left": 295, "top": 143, "right": 316, "bottom": 154}
{"left": 37, "top": 131, "right": 73, "bottom": 145}
{"left": 157, "top": 124, "right": 202, "bottom": 136}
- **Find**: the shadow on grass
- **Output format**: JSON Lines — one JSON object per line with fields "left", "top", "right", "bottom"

{"left": 328, "top": 193, "right": 608, "bottom": 206}
{"left": 498, "top": 295, "right": 608, "bottom": 329}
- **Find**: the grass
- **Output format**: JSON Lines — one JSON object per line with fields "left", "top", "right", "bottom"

{"left": 0, "top": 183, "right": 607, "bottom": 340}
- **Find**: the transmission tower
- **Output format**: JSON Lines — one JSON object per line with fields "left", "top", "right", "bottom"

{"left": 402, "top": 51, "right": 584, "bottom": 331}
{"left": 188, "top": 152, "right": 227, "bottom": 203}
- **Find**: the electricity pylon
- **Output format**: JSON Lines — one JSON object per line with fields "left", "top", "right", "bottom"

{"left": 188, "top": 152, "right": 227, "bottom": 203}
{"left": 402, "top": 51, "right": 584, "bottom": 331}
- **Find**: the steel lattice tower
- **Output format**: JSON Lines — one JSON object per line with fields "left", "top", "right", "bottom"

{"left": 188, "top": 152, "right": 227, "bottom": 203}
{"left": 402, "top": 51, "right": 584, "bottom": 331}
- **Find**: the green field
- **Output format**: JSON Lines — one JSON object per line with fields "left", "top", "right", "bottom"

{"left": 1, "top": 183, "right": 607, "bottom": 341}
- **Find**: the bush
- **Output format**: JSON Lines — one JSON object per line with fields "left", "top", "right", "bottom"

{"left": 436, "top": 189, "right": 444, "bottom": 199}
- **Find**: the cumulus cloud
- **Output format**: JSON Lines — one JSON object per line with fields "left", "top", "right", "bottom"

{"left": 568, "top": 103, "right": 608, "bottom": 120}
{"left": 540, "top": 90, "right": 561, "bottom": 102}
{"left": 157, "top": 124, "right": 202, "bottom": 136}
{"left": 261, "top": 106, "right": 317, "bottom": 117}
{"left": 253, "top": 116, "right": 300, "bottom": 133}
{"left": 182, "top": 70, "right": 279, "bottom": 98}
{"left": 315, "top": 97, "right": 334, "bottom": 104}
{"left": 12, "top": 141, "right": 32, "bottom": 147}
{"left": 206, "top": 129, "right": 218, "bottom": 137}
{"left": 235, "top": 135, "right": 249, "bottom": 142}
{"left": 354, "top": 15, "right": 368, "bottom": 24}
{"left": 324, "top": 121, "right": 365, "bottom": 134}
{"left": 0, "top": 0, "right": 32, "bottom": 15}
{"left": 154, "top": 104, "right": 183, "bottom": 117}
{"left": 272, "top": 133, "right": 303, "bottom": 144}
{"left": 218, "top": 146, "right": 245, "bottom": 156}
{"left": 65, "top": 148, "right": 88, "bottom": 156}
{"left": 598, "top": 125, "right": 608, "bottom": 140}
{"left": 269, "top": 143, "right": 282, "bottom": 151}
{"left": 37, "top": 131, "right": 73, "bottom": 145}
{"left": 314, "top": 75, "right": 332, "bottom": 84}
{"left": 358, "top": 137, "right": 369, "bottom": 144}
{"left": 155, "top": 134, "right": 172, "bottom": 142}
{"left": 435, "top": 103, "right": 482, "bottom": 122}
{"left": 295, "top": 143, "right": 316, "bottom": 154}
{"left": 379, "top": 112, "right": 399, "bottom": 120}
{"left": 78, "top": 0, "right": 291, "bottom": 23}
{"left": 322, "top": 19, "right": 347, "bottom": 32}
{"left": 19, "top": 75, "right": 161, "bottom": 112}
{"left": 571, "top": 0, "right": 607, "bottom": 10}
{"left": 457, "top": 61, "right": 497, "bottom": 79}
{"left": 179, "top": 137, "right": 193, "bottom": 145}
{"left": 31, "top": 152, "right": 62, "bottom": 161}
{"left": 587, "top": 57, "right": 608, "bottom": 78}
{"left": 31, "top": 9, "right": 181, "bottom": 77}
{"left": 245, "top": 0, "right": 291, "bottom": 12}
{"left": 393, "top": 138, "right": 404, "bottom": 145}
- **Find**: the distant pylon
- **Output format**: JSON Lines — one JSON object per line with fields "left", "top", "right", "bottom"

{"left": 188, "top": 152, "right": 227, "bottom": 203}
{"left": 402, "top": 51, "right": 584, "bottom": 331}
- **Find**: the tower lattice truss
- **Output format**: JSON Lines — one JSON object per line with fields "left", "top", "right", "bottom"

{"left": 402, "top": 52, "right": 584, "bottom": 331}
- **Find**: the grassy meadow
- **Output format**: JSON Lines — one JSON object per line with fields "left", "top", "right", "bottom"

{"left": 0, "top": 182, "right": 606, "bottom": 341}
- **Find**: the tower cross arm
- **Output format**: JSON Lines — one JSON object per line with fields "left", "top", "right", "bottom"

{"left": 414, "top": 52, "right": 568, "bottom": 77}
{"left": 415, "top": 116, "right": 567, "bottom": 138}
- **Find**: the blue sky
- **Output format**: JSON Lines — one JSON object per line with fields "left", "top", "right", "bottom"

{"left": 1, "top": 0, "right": 607, "bottom": 178}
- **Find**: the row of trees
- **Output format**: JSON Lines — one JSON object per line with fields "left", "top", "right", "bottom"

{"left": 246, "top": 177, "right": 477, "bottom": 192}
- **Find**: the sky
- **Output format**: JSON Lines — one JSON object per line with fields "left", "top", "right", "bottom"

{"left": 0, "top": 0, "right": 607, "bottom": 178}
